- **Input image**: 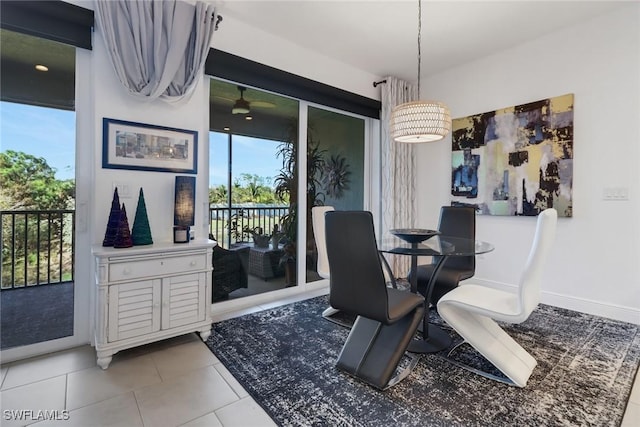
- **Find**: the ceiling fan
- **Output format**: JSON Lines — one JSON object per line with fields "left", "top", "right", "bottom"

{"left": 215, "top": 86, "right": 276, "bottom": 115}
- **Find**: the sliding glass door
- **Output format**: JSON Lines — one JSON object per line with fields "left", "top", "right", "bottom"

{"left": 0, "top": 29, "right": 83, "bottom": 361}
{"left": 209, "top": 78, "right": 299, "bottom": 301}
{"left": 305, "top": 106, "right": 365, "bottom": 283}
{"left": 209, "top": 78, "right": 370, "bottom": 301}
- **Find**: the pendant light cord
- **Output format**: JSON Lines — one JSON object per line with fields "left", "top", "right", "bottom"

{"left": 417, "top": 0, "right": 422, "bottom": 96}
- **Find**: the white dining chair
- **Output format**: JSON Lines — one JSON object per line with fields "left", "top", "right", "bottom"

{"left": 437, "top": 208, "right": 557, "bottom": 387}
{"left": 311, "top": 206, "right": 338, "bottom": 318}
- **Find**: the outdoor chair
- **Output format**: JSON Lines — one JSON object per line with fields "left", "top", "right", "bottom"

{"left": 210, "top": 235, "right": 249, "bottom": 302}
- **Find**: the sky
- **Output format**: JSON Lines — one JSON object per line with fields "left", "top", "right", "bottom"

{"left": 0, "top": 102, "right": 76, "bottom": 181}
{"left": 209, "top": 132, "right": 283, "bottom": 188}
{"left": 0, "top": 101, "right": 283, "bottom": 188}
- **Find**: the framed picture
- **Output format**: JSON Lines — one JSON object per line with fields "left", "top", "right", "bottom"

{"left": 102, "top": 118, "right": 198, "bottom": 174}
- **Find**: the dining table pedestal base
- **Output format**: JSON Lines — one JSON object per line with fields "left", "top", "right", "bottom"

{"left": 407, "top": 325, "right": 452, "bottom": 353}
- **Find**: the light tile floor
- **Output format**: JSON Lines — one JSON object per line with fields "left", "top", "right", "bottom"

{"left": 1, "top": 290, "right": 639, "bottom": 427}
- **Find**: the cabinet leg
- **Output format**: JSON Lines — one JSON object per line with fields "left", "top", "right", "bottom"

{"left": 199, "top": 328, "right": 211, "bottom": 341}
{"left": 97, "top": 353, "right": 112, "bottom": 370}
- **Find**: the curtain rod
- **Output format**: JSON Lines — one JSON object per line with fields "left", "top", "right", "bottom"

{"left": 373, "top": 79, "right": 387, "bottom": 88}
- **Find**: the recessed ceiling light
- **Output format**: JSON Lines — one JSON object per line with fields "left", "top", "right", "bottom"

{"left": 223, "top": 127, "right": 230, "bottom": 131}
{"left": 245, "top": 116, "right": 253, "bottom": 121}
{"left": 35, "top": 64, "right": 48, "bottom": 72}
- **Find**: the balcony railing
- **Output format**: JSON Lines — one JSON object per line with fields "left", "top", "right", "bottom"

{"left": 0, "top": 206, "right": 288, "bottom": 288}
{"left": 1, "top": 209, "right": 75, "bottom": 290}
{"left": 209, "top": 205, "right": 289, "bottom": 249}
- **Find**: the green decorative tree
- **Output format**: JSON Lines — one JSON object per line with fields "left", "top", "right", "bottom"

{"left": 131, "top": 188, "right": 153, "bottom": 245}
{"left": 113, "top": 203, "right": 133, "bottom": 248}
{"left": 102, "top": 188, "right": 121, "bottom": 246}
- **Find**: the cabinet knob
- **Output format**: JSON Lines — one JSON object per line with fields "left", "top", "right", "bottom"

{"left": 190, "top": 261, "right": 197, "bottom": 266}
{"left": 123, "top": 268, "right": 131, "bottom": 275}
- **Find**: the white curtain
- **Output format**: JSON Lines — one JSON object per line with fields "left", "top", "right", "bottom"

{"left": 95, "top": 0, "right": 217, "bottom": 104}
{"left": 380, "top": 76, "right": 418, "bottom": 277}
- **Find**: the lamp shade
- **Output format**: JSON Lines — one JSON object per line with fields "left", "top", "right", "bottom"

{"left": 174, "top": 176, "right": 195, "bottom": 227}
{"left": 390, "top": 100, "right": 451, "bottom": 143}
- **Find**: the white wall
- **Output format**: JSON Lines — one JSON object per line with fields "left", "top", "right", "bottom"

{"left": 89, "top": 41, "right": 211, "bottom": 246}
{"left": 210, "top": 9, "right": 381, "bottom": 100}
{"left": 80, "top": 2, "right": 382, "bottom": 248}
{"left": 416, "top": 4, "right": 640, "bottom": 323}
{"left": 73, "top": 1, "right": 383, "bottom": 343}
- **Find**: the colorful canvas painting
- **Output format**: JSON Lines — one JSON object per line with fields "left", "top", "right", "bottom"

{"left": 451, "top": 94, "right": 573, "bottom": 217}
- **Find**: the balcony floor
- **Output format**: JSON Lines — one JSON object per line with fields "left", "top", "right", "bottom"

{"left": 0, "top": 282, "right": 74, "bottom": 350}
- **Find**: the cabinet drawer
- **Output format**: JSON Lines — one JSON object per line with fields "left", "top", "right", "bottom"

{"left": 109, "top": 254, "right": 207, "bottom": 282}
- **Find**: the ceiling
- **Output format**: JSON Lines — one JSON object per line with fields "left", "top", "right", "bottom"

{"left": 218, "top": 0, "right": 630, "bottom": 82}
{"left": 1, "top": 1, "right": 629, "bottom": 119}
{"left": 0, "top": 29, "right": 75, "bottom": 110}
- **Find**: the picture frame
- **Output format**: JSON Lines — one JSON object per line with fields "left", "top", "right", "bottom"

{"left": 102, "top": 118, "right": 198, "bottom": 174}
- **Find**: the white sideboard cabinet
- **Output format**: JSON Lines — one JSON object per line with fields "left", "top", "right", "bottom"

{"left": 92, "top": 240, "right": 215, "bottom": 369}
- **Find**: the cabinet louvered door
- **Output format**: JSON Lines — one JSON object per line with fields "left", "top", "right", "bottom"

{"left": 108, "top": 279, "right": 161, "bottom": 342}
{"left": 161, "top": 273, "right": 206, "bottom": 330}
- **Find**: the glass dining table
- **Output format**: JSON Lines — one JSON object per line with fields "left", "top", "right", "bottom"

{"left": 378, "top": 235, "right": 494, "bottom": 354}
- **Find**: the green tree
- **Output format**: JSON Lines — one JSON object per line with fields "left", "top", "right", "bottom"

{"left": 0, "top": 150, "right": 75, "bottom": 287}
{"left": 210, "top": 174, "right": 280, "bottom": 205}
{"left": 0, "top": 150, "right": 74, "bottom": 210}
{"left": 236, "top": 173, "right": 277, "bottom": 204}
{"left": 209, "top": 185, "right": 228, "bottom": 204}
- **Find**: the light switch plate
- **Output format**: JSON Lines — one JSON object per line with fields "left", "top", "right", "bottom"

{"left": 113, "top": 181, "right": 132, "bottom": 198}
{"left": 602, "top": 187, "right": 629, "bottom": 201}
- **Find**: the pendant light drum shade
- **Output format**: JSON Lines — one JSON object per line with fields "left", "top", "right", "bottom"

{"left": 390, "top": 0, "right": 452, "bottom": 144}
{"left": 390, "top": 100, "right": 451, "bottom": 143}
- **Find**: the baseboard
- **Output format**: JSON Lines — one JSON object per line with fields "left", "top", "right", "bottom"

{"left": 0, "top": 335, "right": 89, "bottom": 365}
{"left": 466, "top": 278, "right": 640, "bottom": 325}
{"left": 211, "top": 280, "right": 329, "bottom": 317}
{"left": 210, "top": 276, "right": 640, "bottom": 325}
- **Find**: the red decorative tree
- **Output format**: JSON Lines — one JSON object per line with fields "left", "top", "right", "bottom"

{"left": 102, "top": 188, "right": 121, "bottom": 246}
{"left": 132, "top": 188, "right": 153, "bottom": 245}
{"left": 113, "top": 203, "right": 133, "bottom": 248}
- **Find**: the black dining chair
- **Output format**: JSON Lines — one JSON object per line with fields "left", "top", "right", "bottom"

{"left": 325, "top": 210, "right": 425, "bottom": 389}
{"left": 409, "top": 206, "right": 476, "bottom": 304}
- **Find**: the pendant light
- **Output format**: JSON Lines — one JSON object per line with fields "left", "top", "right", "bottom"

{"left": 390, "top": 0, "right": 451, "bottom": 143}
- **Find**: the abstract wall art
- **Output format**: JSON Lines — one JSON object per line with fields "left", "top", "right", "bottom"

{"left": 451, "top": 94, "right": 573, "bottom": 217}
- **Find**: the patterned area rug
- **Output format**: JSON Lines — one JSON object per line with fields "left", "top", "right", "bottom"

{"left": 206, "top": 296, "right": 640, "bottom": 426}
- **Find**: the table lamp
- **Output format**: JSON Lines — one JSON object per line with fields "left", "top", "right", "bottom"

{"left": 173, "top": 176, "right": 195, "bottom": 243}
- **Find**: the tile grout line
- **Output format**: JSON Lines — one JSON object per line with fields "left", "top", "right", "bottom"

{"left": 177, "top": 408, "right": 219, "bottom": 427}
{"left": 132, "top": 390, "right": 146, "bottom": 427}
{"left": 0, "top": 348, "right": 98, "bottom": 391}
{"left": 64, "top": 373, "right": 69, "bottom": 411}
{"left": 62, "top": 355, "right": 163, "bottom": 414}
{"left": 212, "top": 363, "right": 244, "bottom": 401}
{"left": 0, "top": 366, "right": 7, "bottom": 389}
